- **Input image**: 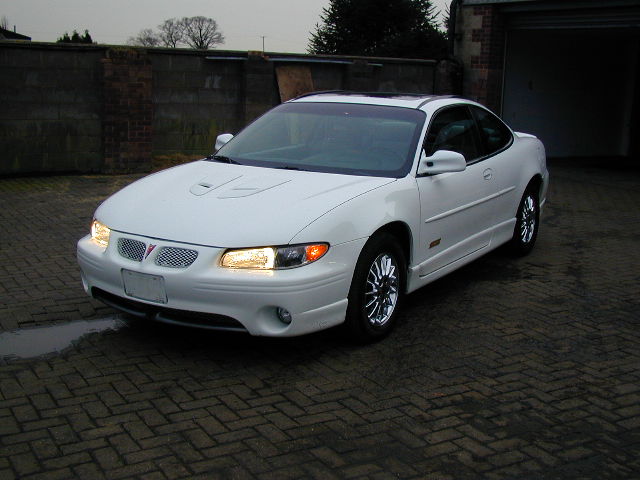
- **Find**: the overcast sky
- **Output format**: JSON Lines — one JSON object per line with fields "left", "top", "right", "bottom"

{"left": 2, "top": 0, "right": 450, "bottom": 53}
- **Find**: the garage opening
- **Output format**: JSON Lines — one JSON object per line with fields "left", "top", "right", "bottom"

{"left": 498, "top": 3, "right": 640, "bottom": 159}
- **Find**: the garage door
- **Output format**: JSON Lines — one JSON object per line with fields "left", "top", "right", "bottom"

{"left": 500, "top": 3, "right": 640, "bottom": 157}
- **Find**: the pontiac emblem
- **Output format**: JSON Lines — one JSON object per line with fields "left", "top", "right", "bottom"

{"left": 144, "top": 244, "right": 157, "bottom": 259}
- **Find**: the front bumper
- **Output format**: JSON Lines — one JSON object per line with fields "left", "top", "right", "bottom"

{"left": 77, "top": 231, "right": 365, "bottom": 336}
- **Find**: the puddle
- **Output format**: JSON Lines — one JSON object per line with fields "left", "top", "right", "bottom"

{"left": 0, "top": 317, "right": 127, "bottom": 360}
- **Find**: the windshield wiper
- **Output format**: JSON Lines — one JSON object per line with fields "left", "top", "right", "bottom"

{"left": 274, "top": 165, "right": 308, "bottom": 171}
{"left": 208, "top": 154, "right": 240, "bottom": 164}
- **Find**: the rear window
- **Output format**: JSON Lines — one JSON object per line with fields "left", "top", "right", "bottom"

{"left": 470, "top": 106, "right": 513, "bottom": 155}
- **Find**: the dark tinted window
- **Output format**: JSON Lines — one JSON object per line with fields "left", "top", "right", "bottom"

{"left": 424, "top": 106, "right": 480, "bottom": 163}
{"left": 471, "top": 106, "right": 513, "bottom": 155}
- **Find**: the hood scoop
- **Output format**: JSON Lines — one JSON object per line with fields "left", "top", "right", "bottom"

{"left": 190, "top": 173, "right": 242, "bottom": 196}
{"left": 217, "top": 176, "right": 291, "bottom": 199}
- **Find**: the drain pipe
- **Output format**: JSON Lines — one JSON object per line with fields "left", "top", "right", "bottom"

{"left": 448, "top": 0, "right": 460, "bottom": 57}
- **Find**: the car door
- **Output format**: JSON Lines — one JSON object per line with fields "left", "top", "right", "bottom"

{"left": 469, "top": 105, "right": 519, "bottom": 232}
{"left": 415, "top": 105, "right": 496, "bottom": 276}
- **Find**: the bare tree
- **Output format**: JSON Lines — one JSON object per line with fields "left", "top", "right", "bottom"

{"left": 158, "top": 18, "right": 184, "bottom": 48}
{"left": 126, "top": 16, "right": 223, "bottom": 50}
{"left": 1, "top": 15, "right": 9, "bottom": 30}
{"left": 181, "top": 16, "right": 224, "bottom": 50}
{"left": 128, "top": 28, "right": 161, "bottom": 47}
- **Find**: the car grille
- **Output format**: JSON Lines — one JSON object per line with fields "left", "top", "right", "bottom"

{"left": 117, "top": 238, "right": 199, "bottom": 268}
{"left": 155, "top": 247, "right": 198, "bottom": 268}
{"left": 118, "top": 238, "right": 146, "bottom": 262}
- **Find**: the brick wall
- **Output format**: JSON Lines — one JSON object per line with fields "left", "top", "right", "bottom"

{"left": 0, "top": 43, "right": 457, "bottom": 175}
{"left": 102, "top": 49, "right": 152, "bottom": 173}
{"left": 454, "top": 4, "right": 506, "bottom": 113}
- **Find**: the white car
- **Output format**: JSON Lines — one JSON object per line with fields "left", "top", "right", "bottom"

{"left": 77, "top": 92, "right": 548, "bottom": 342}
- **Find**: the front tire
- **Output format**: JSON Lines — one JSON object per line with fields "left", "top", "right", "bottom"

{"left": 509, "top": 188, "right": 539, "bottom": 256}
{"left": 345, "top": 233, "right": 406, "bottom": 343}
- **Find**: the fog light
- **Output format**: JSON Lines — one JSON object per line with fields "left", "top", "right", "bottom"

{"left": 277, "top": 307, "right": 292, "bottom": 324}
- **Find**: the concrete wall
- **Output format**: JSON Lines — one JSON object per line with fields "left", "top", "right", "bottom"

{"left": 0, "top": 44, "right": 105, "bottom": 174}
{"left": 1, "top": 43, "right": 453, "bottom": 176}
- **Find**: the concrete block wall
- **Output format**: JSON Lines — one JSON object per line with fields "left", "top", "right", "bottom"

{"left": 376, "top": 61, "right": 436, "bottom": 93}
{"left": 243, "top": 53, "right": 279, "bottom": 128}
{"left": 0, "top": 44, "right": 105, "bottom": 174}
{"left": 0, "top": 43, "right": 453, "bottom": 175}
{"left": 308, "top": 63, "right": 345, "bottom": 92}
{"left": 150, "top": 52, "right": 245, "bottom": 159}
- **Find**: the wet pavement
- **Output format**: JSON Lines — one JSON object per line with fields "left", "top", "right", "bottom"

{"left": 0, "top": 160, "right": 639, "bottom": 479}
{"left": 0, "top": 317, "right": 125, "bottom": 360}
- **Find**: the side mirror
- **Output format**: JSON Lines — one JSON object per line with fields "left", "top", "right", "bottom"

{"left": 417, "top": 149, "right": 466, "bottom": 175}
{"left": 214, "top": 133, "right": 234, "bottom": 152}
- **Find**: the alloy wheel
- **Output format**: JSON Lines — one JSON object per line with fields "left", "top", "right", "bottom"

{"left": 364, "top": 253, "right": 399, "bottom": 327}
{"left": 520, "top": 194, "right": 537, "bottom": 244}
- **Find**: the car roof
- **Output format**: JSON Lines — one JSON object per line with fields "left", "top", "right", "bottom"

{"left": 290, "top": 91, "right": 463, "bottom": 110}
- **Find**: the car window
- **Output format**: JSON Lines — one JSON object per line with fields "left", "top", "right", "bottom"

{"left": 470, "top": 106, "right": 513, "bottom": 155}
{"left": 217, "top": 102, "right": 426, "bottom": 178}
{"left": 424, "top": 106, "right": 481, "bottom": 163}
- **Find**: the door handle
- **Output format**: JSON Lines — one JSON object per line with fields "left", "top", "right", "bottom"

{"left": 483, "top": 168, "right": 493, "bottom": 180}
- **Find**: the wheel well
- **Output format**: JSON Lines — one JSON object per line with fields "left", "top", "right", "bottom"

{"left": 527, "top": 174, "right": 543, "bottom": 198}
{"left": 371, "top": 222, "right": 412, "bottom": 266}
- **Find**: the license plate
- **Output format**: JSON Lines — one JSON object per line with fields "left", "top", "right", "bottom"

{"left": 122, "top": 270, "right": 167, "bottom": 303}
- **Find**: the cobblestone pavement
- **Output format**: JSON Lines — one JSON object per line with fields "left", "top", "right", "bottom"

{"left": 0, "top": 161, "right": 639, "bottom": 479}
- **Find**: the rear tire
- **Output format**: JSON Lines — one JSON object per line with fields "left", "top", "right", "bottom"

{"left": 345, "top": 233, "right": 406, "bottom": 343}
{"left": 509, "top": 188, "right": 539, "bottom": 256}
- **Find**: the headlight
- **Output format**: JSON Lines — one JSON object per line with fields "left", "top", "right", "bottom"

{"left": 221, "top": 243, "right": 329, "bottom": 269}
{"left": 90, "top": 219, "right": 111, "bottom": 247}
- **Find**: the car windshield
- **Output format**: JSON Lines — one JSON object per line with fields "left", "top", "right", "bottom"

{"left": 215, "top": 102, "right": 426, "bottom": 177}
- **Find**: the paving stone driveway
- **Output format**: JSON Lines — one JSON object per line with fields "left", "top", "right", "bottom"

{"left": 0, "top": 160, "right": 639, "bottom": 479}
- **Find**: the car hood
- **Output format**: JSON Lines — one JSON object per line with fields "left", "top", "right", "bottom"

{"left": 96, "top": 160, "right": 395, "bottom": 247}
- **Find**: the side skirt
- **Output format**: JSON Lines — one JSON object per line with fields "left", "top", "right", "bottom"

{"left": 406, "top": 219, "right": 516, "bottom": 294}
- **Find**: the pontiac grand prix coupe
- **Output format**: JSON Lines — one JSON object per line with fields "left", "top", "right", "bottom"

{"left": 77, "top": 92, "right": 548, "bottom": 342}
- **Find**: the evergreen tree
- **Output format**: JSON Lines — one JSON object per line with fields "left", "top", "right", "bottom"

{"left": 57, "top": 29, "right": 94, "bottom": 44}
{"left": 81, "top": 29, "right": 93, "bottom": 44}
{"left": 308, "top": 0, "right": 447, "bottom": 59}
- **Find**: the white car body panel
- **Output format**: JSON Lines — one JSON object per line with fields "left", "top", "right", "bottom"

{"left": 96, "top": 161, "right": 393, "bottom": 247}
{"left": 415, "top": 162, "right": 495, "bottom": 276}
{"left": 289, "top": 176, "right": 420, "bottom": 247}
{"left": 78, "top": 231, "right": 366, "bottom": 336}
{"left": 77, "top": 93, "right": 549, "bottom": 337}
